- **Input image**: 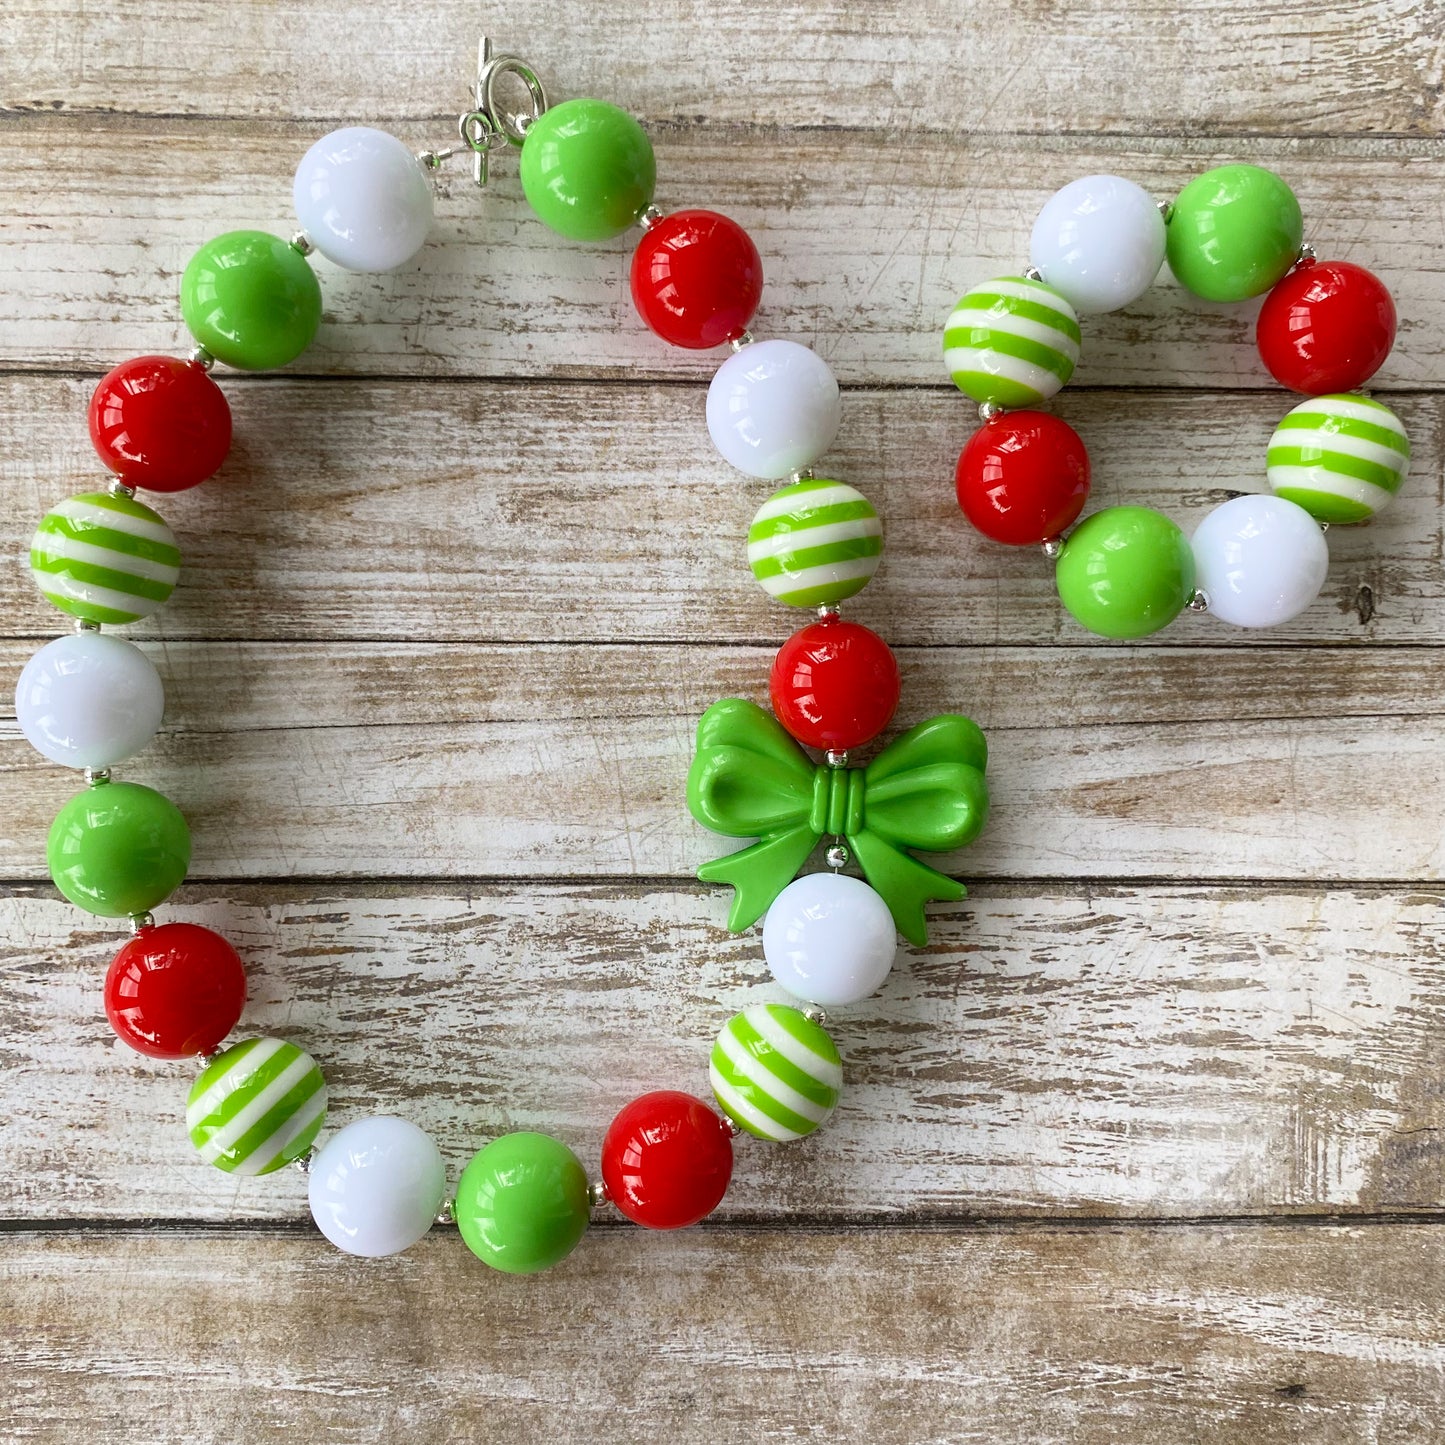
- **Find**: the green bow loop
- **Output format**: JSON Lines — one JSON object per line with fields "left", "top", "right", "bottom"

{"left": 686, "top": 698, "right": 990, "bottom": 946}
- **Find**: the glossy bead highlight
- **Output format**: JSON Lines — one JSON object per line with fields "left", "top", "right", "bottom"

{"left": 955, "top": 411, "right": 1090, "bottom": 546}
{"left": 1054, "top": 506, "right": 1196, "bottom": 639}
{"left": 455, "top": 1132, "right": 591, "bottom": 1273}
{"left": 600, "top": 1091, "right": 733, "bottom": 1230}
{"left": 769, "top": 616, "right": 900, "bottom": 751}
{"left": 88, "top": 355, "right": 232, "bottom": 492}
{"left": 105, "top": 922, "right": 246, "bottom": 1058}
{"left": 631, "top": 209, "right": 763, "bottom": 348}
{"left": 1256, "top": 259, "right": 1396, "bottom": 394}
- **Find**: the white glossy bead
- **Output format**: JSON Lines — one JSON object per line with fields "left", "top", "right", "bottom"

{"left": 1190, "top": 493, "right": 1329, "bottom": 629}
{"left": 706, "top": 340, "right": 842, "bottom": 480}
{"left": 762, "top": 873, "right": 897, "bottom": 1007}
{"left": 1029, "top": 174, "right": 1167, "bottom": 315}
{"left": 293, "top": 127, "right": 434, "bottom": 273}
{"left": 15, "top": 633, "right": 163, "bottom": 768}
{"left": 308, "top": 1115, "right": 447, "bottom": 1258}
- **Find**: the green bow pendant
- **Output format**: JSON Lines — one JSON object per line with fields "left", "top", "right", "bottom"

{"left": 685, "top": 698, "right": 989, "bottom": 946}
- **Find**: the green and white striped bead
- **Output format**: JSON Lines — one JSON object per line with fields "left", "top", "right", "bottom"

{"left": 710, "top": 1004, "right": 842, "bottom": 1142}
{"left": 30, "top": 490, "right": 180, "bottom": 625}
{"left": 187, "top": 1038, "right": 328, "bottom": 1175}
{"left": 1266, "top": 394, "right": 1410, "bottom": 524}
{"left": 943, "top": 275, "right": 1082, "bottom": 408}
{"left": 747, "top": 479, "right": 883, "bottom": 607}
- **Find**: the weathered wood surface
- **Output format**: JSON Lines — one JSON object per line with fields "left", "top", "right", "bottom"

{"left": 0, "top": 379, "right": 1439, "bottom": 646}
{"left": 3, "top": 883, "right": 1444, "bottom": 1222}
{"left": 2, "top": 121, "right": 1443, "bottom": 388}
{"left": 7, "top": 1225, "right": 1445, "bottom": 1445}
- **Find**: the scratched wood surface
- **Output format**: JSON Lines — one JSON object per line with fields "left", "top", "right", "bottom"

{"left": 3, "top": 0, "right": 1445, "bottom": 1441}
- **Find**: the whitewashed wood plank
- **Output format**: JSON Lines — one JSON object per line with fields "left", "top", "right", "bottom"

{"left": 0, "top": 379, "right": 1438, "bottom": 646}
{"left": 2, "top": 883, "right": 1443, "bottom": 1222}
{"left": 1, "top": 121, "right": 1442, "bottom": 388}
{"left": 5, "top": 0, "right": 1441, "bottom": 136}
{"left": 6, "top": 1223, "right": 1445, "bottom": 1443}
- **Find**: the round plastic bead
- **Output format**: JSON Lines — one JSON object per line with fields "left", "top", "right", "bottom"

{"left": 455, "top": 1132, "right": 591, "bottom": 1274}
{"left": 600, "top": 1091, "right": 733, "bottom": 1230}
{"left": 104, "top": 922, "right": 246, "bottom": 1058}
{"left": 747, "top": 478, "right": 882, "bottom": 606}
{"left": 942, "top": 275, "right": 1080, "bottom": 407}
{"left": 706, "top": 339, "right": 842, "bottom": 480}
{"left": 1190, "top": 494, "right": 1329, "bottom": 629}
{"left": 47, "top": 780, "right": 191, "bottom": 917}
{"left": 762, "top": 873, "right": 897, "bottom": 1006}
{"left": 1165, "top": 164, "right": 1303, "bottom": 303}
{"left": 630, "top": 209, "right": 763, "bottom": 349}
{"left": 710, "top": 1003, "right": 842, "bottom": 1141}
{"left": 308, "top": 1116, "right": 448, "bottom": 1258}
{"left": 519, "top": 98, "right": 656, "bottom": 242}
{"left": 30, "top": 490, "right": 179, "bottom": 626}
{"left": 769, "top": 616, "right": 899, "bottom": 752}
{"left": 1266, "top": 393, "right": 1410, "bottom": 524}
{"left": 293, "top": 126, "right": 434, "bottom": 272}
{"left": 187, "top": 1038, "right": 328, "bottom": 1175}
{"left": 1055, "top": 506, "right": 1197, "bottom": 640}
{"left": 955, "top": 411, "right": 1091, "bottom": 546}
{"left": 1028, "top": 175, "right": 1167, "bottom": 314}
{"left": 181, "top": 230, "right": 322, "bottom": 371}
{"left": 15, "top": 632, "right": 164, "bottom": 768}
{"left": 88, "top": 355, "right": 232, "bottom": 492}
{"left": 1256, "top": 259, "right": 1397, "bottom": 395}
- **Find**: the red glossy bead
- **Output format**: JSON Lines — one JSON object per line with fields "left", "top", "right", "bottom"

{"left": 103, "top": 922, "right": 247, "bottom": 1058}
{"left": 88, "top": 355, "right": 232, "bottom": 492}
{"left": 630, "top": 209, "right": 764, "bottom": 349}
{"left": 1256, "top": 259, "right": 1397, "bottom": 395}
{"left": 601, "top": 1090, "right": 733, "bottom": 1230}
{"left": 955, "top": 410, "right": 1091, "bottom": 547}
{"left": 769, "top": 616, "right": 900, "bottom": 752}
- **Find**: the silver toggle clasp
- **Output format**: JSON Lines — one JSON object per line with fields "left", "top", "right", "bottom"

{"left": 456, "top": 37, "right": 549, "bottom": 189}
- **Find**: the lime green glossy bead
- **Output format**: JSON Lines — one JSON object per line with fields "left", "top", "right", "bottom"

{"left": 1055, "top": 506, "right": 1196, "bottom": 639}
{"left": 181, "top": 230, "right": 322, "bottom": 370}
{"left": 47, "top": 780, "right": 191, "bottom": 917}
{"left": 519, "top": 99, "right": 656, "bottom": 241}
{"left": 455, "top": 1132, "right": 590, "bottom": 1274}
{"left": 1165, "top": 165, "right": 1303, "bottom": 303}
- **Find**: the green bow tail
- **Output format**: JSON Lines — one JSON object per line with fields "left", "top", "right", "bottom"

{"left": 685, "top": 698, "right": 989, "bottom": 946}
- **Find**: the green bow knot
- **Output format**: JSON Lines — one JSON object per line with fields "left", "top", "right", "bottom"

{"left": 686, "top": 698, "right": 989, "bottom": 945}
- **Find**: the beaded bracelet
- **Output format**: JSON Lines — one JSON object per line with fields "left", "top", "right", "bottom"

{"left": 942, "top": 171, "right": 1409, "bottom": 636}
{"left": 14, "top": 39, "right": 989, "bottom": 1269}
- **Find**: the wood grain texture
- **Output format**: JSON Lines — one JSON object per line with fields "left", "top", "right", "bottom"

{"left": 7, "top": 1224, "right": 1445, "bottom": 1445}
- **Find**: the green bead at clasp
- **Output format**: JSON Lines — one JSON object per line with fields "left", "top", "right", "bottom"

{"left": 455, "top": 1132, "right": 591, "bottom": 1274}
{"left": 519, "top": 99, "right": 656, "bottom": 241}
{"left": 1055, "top": 506, "right": 1196, "bottom": 639}
{"left": 47, "top": 780, "right": 191, "bottom": 917}
{"left": 1165, "top": 164, "right": 1303, "bottom": 303}
{"left": 181, "top": 230, "right": 322, "bottom": 370}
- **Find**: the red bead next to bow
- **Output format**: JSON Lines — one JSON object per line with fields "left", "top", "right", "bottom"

{"left": 1256, "top": 259, "right": 1397, "bottom": 395}
{"left": 601, "top": 1090, "right": 734, "bottom": 1229}
{"left": 104, "top": 922, "right": 247, "bottom": 1058}
{"left": 955, "top": 410, "right": 1091, "bottom": 547}
{"left": 630, "top": 209, "right": 764, "bottom": 349}
{"left": 88, "top": 355, "right": 232, "bottom": 492}
{"left": 770, "top": 616, "right": 900, "bottom": 752}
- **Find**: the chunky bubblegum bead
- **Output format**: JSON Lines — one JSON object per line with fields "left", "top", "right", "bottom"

{"left": 1165, "top": 164, "right": 1303, "bottom": 303}
{"left": 88, "top": 356, "right": 232, "bottom": 492}
{"left": 188, "top": 1038, "right": 327, "bottom": 1175}
{"left": 104, "top": 922, "right": 246, "bottom": 1058}
{"left": 943, "top": 275, "right": 1080, "bottom": 408}
{"left": 601, "top": 1090, "right": 733, "bottom": 1230}
{"left": 1055, "top": 506, "right": 1196, "bottom": 639}
{"left": 763, "top": 873, "right": 897, "bottom": 1006}
{"left": 1256, "top": 259, "right": 1396, "bottom": 395}
{"left": 769, "top": 616, "right": 900, "bottom": 751}
{"left": 1266, "top": 393, "right": 1410, "bottom": 524}
{"left": 456, "top": 1132, "right": 592, "bottom": 1273}
{"left": 955, "top": 411, "right": 1090, "bottom": 546}
{"left": 707, "top": 339, "right": 841, "bottom": 480}
{"left": 747, "top": 478, "right": 882, "bottom": 607}
{"left": 631, "top": 209, "right": 763, "bottom": 349}
{"left": 710, "top": 1003, "right": 842, "bottom": 1141}
{"left": 1190, "top": 494, "right": 1328, "bottom": 629}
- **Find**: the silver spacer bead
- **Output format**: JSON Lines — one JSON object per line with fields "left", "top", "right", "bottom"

{"left": 74, "top": 618, "right": 101, "bottom": 633}
{"left": 802, "top": 1004, "right": 829, "bottom": 1026}
{"left": 1319, "top": 521, "right": 1330, "bottom": 533}
{"left": 825, "top": 843, "right": 850, "bottom": 870}
{"left": 83, "top": 766, "right": 111, "bottom": 786}
{"left": 587, "top": 1180, "right": 610, "bottom": 1207}
{"left": 188, "top": 345, "right": 215, "bottom": 373}
{"left": 435, "top": 1197, "right": 455, "bottom": 1225}
{"left": 1022, "top": 265, "right": 1043, "bottom": 282}
{"left": 816, "top": 602, "right": 840, "bottom": 620}
{"left": 1157, "top": 198, "right": 1174, "bottom": 223}
{"left": 978, "top": 401, "right": 1005, "bottom": 424}
{"left": 824, "top": 749, "right": 849, "bottom": 769}
{"left": 788, "top": 468, "right": 815, "bottom": 484}
{"left": 1297, "top": 242, "right": 1318, "bottom": 265}
{"left": 1187, "top": 588, "right": 1211, "bottom": 613}
{"left": 196, "top": 1049, "right": 219, "bottom": 1068}
{"left": 292, "top": 1147, "right": 315, "bottom": 1175}
{"left": 1041, "top": 537, "right": 1065, "bottom": 560}
{"left": 128, "top": 911, "right": 155, "bottom": 935}
{"left": 718, "top": 1115, "right": 744, "bottom": 1139}
{"left": 638, "top": 204, "right": 664, "bottom": 231}
{"left": 729, "top": 330, "right": 754, "bottom": 352}
{"left": 107, "top": 478, "right": 136, "bottom": 500}
{"left": 290, "top": 230, "right": 315, "bottom": 256}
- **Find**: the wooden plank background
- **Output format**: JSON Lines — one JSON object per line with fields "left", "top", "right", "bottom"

{"left": 3, "top": 2, "right": 1445, "bottom": 1440}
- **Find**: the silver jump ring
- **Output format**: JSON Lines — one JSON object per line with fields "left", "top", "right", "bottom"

{"left": 482, "top": 56, "right": 549, "bottom": 145}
